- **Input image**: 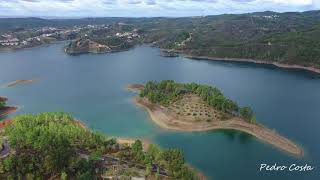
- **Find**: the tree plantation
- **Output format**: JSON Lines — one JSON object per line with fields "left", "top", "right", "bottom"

{"left": 140, "top": 80, "right": 256, "bottom": 123}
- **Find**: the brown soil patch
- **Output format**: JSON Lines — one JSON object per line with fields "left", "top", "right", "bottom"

{"left": 127, "top": 83, "right": 145, "bottom": 92}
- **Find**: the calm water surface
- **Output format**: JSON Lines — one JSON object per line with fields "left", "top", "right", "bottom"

{"left": 1, "top": 42, "right": 320, "bottom": 180}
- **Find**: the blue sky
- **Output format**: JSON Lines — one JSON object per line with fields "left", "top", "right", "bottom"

{"left": 0, "top": 0, "right": 319, "bottom": 17}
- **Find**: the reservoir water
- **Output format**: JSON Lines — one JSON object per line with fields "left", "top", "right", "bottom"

{"left": 1, "top": 42, "right": 320, "bottom": 180}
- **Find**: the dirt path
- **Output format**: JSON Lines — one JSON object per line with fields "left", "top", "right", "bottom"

{"left": 0, "top": 138, "right": 10, "bottom": 158}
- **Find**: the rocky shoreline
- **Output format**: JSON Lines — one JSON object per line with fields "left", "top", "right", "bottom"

{"left": 0, "top": 97, "right": 18, "bottom": 119}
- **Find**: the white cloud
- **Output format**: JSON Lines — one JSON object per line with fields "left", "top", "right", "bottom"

{"left": 0, "top": 0, "right": 318, "bottom": 17}
{"left": 271, "top": 0, "right": 312, "bottom": 6}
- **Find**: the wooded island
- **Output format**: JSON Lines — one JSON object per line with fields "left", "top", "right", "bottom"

{"left": 128, "top": 80, "right": 303, "bottom": 157}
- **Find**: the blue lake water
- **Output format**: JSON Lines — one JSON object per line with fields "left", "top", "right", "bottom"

{"left": 1, "top": 42, "right": 320, "bottom": 180}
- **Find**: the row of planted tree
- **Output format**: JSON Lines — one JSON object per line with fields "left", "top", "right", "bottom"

{"left": 140, "top": 80, "right": 256, "bottom": 123}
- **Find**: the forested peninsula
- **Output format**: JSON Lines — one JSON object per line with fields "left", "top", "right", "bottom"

{"left": 0, "top": 112, "right": 202, "bottom": 180}
{"left": 128, "top": 80, "right": 303, "bottom": 157}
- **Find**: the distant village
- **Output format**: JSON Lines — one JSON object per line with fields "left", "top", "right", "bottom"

{"left": 1, "top": 27, "right": 61, "bottom": 47}
{"left": 1, "top": 28, "right": 65, "bottom": 48}
{"left": 0, "top": 23, "right": 141, "bottom": 50}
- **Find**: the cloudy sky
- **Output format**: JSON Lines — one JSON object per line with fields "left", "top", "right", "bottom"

{"left": 0, "top": 0, "right": 319, "bottom": 17}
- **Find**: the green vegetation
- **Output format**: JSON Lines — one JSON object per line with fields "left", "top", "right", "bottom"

{"left": 140, "top": 80, "right": 256, "bottom": 122}
{"left": 239, "top": 107, "right": 256, "bottom": 123}
{"left": 0, "top": 97, "right": 6, "bottom": 109}
{"left": 65, "top": 36, "right": 136, "bottom": 55}
{"left": 118, "top": 140, "right": 198, "bottom": 179}
{"left": 2, "top": 11, "right": 320, "bottom": 67}
{"left": 0, "top": 112, "right": 107, "bottom": 179}
{"left": 0, "top": 112, "right": 198, "bottom": 179}
{"left": 0, "top": 138, "right": 3, "bottom": 151}
{"left": 139, "top": 142, "right": 197, "bottom": 179}
{"left": 138, "top": 11, "right": 320, "bottom": 68}
{"left": 0, "top": 101, "right": 5, "bottom": 109}
{"left": 93, "top": 36, "right": 134, "bottom": 50}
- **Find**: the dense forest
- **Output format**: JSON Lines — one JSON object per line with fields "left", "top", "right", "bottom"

{"left": 141, "top": 11, "right": 320, "bottom": 68}
{"left": 0, "top": 97, "right": 7, "bottom": 109}
{"left": 0, "top": 101, "right": 5, "bottom": 109}
{"left": 0, "top": 112, "right": 198, "bottom": 179}
{"left": 140, "top": 80, "right": 256, "bottom": 123}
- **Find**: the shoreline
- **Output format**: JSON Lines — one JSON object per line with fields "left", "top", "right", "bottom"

{"left": 0, "top": 97, "right": 18, "bottom": 119}
{"left": 2, "top": 42, "right": 319, "bottom": 74}
{"left": 0, "top": 107, "right": 18, "bottom": 119}
{"left": 127, "top": 83, "right": 145, "bottom": 92}
{"left": 73, "top": 119, "right": 152, "bottom": 150}
{"left": 184, "top": 55, "right": 320, "bottom": 74}
{"left": 0, "top": 40, "right": 68, "bottom": 53}
{"left": 128, "top": 85, "right": 303, "bottom": 157}
{"left": 5, "top": 79, "right": 36, "bottom": 88}
{"left": 65, "top": 47, "right": 135, "bottom": 56}
{"left": 159, "top": 48, "right": 320, "bottom": 74}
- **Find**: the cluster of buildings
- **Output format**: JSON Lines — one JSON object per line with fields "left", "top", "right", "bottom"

{"left": 0, "top": 27, "right": 68, "bottom": 47}
{"left": 79, "top": 24, "right": 109, "bottom": 32}
{"left": 253, "top": 15, "right": 280, "bottom": 20}
{"left": 115, "top": 32, "right": 140, "bottom": 40}
{"left": 0, "top": 27, "right": 62, "bottom": 47}
{"left": 0, "top": 23, "right": 139, "bottom": 48}
{"left": 0, "top": 34, "right": 48, "bottom": 47}
{"left": 0, "top": 37, "right": 19, "bottom": 46}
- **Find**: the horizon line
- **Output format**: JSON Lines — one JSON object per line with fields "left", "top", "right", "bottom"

{"left": 0, "top": 9, "right": 319, "bottom": 20}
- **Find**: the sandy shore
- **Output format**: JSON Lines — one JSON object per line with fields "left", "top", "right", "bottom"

{"left": 5, "top": 79, "right": 36, "bottom": 88}
{"left": 131, "top": 93, "right": 303, "bottom": 157}
{"left": 74, "top": 120, "right": 87, "bottom": 129}
{"left": 73, "top": 119, "right": 151, "bottom": 150}
{"left": 127, "top": 83, "right": 145, "bottom": 92}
